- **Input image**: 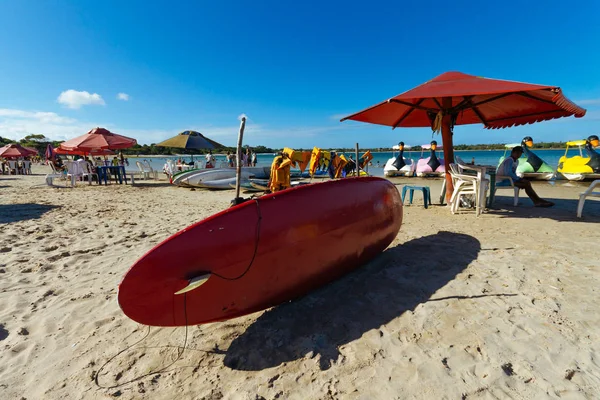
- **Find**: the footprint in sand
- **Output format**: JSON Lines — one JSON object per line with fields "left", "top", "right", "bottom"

{"left": 47, "top": 251, "right": 70, "bottom": 262}
{"left": 0, "top": 247, "right": 12, "bottom": 253}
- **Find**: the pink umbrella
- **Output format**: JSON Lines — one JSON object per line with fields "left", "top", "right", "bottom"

{"left": 60, "top": 127, "right": 137, "bottom": 152}
{"left": 23, "top": 146, "right": 39, "bottom": 155}
{"left": 45, "top": 144, "right": 55, "bottom": 161}
{"left": 0, "top": 143, "right": 38, "bottom": 158}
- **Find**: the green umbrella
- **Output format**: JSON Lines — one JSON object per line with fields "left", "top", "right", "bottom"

{"left": 157, "top": 130, "right": 226, "bottom": 160}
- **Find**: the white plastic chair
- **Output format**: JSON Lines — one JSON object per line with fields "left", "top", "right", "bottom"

{"left": 457, "top": 163, "right": 489, "bottom": 214}
{"left": 64, "top": 161, "right": 81, "bottom": 187}
{"left": 22, "top": 160, "right": 31, "bottom": 174}
{"left": 167, "top": 160, "right": 177, "bottom": 175}
{"left": 448, "top": 163, "right": 479, "bottom": 215}
{"left": 577, "top": 180, "right": 600, "bottom": 218}
{"left": 7, "top": 160, "right": 20, "bottom": 174}
{"left": 142, "top": 160, "right": 158, "bottom": 179}
{"left": 78, "top": 160, "right": 97, "bottom": 185}
{"left": 493, "top": 176, "right": 520, "bottom": 207}
{"left": 136, "top": 161, "right": 150, "bottom": 179}
{"left": 45, "top": 161, "right": 65, "bottom": 186}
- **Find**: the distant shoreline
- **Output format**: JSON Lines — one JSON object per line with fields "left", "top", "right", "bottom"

{"left": 126, "top": 148, "right": 567, "bottom": 158}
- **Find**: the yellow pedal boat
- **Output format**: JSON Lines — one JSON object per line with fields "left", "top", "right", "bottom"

{"left": 557, "top": 135, "right": 600, "bottom": 181}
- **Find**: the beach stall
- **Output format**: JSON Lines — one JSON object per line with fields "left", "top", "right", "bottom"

{"left": 341, "top": 71, "right": 586, "bottom": 202}
{"left": 58, "top": 127, "right": 137, "bottom": 184}
{"left": 0, "top": 143, "right": 38, "bottom": 174}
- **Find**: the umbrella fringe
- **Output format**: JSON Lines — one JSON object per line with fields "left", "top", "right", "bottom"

{"left": 552, "top": 90, "right": 586, "bottom": 118}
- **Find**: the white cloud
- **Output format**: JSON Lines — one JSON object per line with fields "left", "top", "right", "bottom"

{"left": 117, "top": 93, "right": 130, "bottom": 101}
{"left": 0, "top": 107, "right": 374, "bottom": 147}
{"left": 0, "top": 109, "right": 75, "bottom": 124}
{"left": 0, "top": 107, "right": 177, "bottom": 144}
{"left": 57, "top": 90, "right": 105, "bottom": 109}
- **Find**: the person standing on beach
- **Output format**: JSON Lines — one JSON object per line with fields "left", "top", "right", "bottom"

{"left": 496, "top": 146, "right": 554, "bottom": 207}
{"left": 205, "top": 151, "right": 214, "bottom": 168}
{"left": 251, "top": 151, "right": 257, "bottom": 167}
{"left": 245, "top": 148, "right": 252, "bottom": 166}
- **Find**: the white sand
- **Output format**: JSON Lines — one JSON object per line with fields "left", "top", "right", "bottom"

{"left": 1, "top": 165, "right": 599, "bottom": 399}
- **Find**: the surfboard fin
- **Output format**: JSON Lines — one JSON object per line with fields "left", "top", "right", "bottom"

{"left": 174, "top": 273, "right": 211, "bottom": 295}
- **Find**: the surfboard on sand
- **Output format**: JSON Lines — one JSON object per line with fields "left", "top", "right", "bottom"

{"left": 229, "top": 180, "right": 267, "bottom": 192}
{"left": 117, "top": 177, "right": 403, "bottom": 327}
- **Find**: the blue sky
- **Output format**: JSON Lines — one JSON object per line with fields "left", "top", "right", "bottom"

{"left": 1, "top": 0, "right": 599, "bottom": 148}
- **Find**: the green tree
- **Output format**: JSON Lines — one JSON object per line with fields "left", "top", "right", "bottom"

{"left": 20, "top": 134, "right": 49, "bottom": 143}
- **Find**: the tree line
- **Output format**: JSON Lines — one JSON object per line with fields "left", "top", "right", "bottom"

{"left": 0, "top": 134, "right": 572, "bottom": 155}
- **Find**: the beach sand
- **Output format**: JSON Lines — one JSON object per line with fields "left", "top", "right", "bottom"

{"left": 1, "top": 165, "right": 599, "bottom": 399}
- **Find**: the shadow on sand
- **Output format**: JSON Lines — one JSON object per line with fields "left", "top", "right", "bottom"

{"left": 131, "top": 182, "right": 174, "bottom": 188}
{"left": 491, "top": 195, "right": 600, "bottom": 223}
{"left": 224, "top": 231, "right": 481, "bottom": 371}
{"left": 0, "top": 203, "right": 60, "bottom": 224}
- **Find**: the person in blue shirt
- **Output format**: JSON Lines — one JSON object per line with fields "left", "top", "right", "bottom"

{"left": 496, "top": 146, "right": 554, "bottom": 207}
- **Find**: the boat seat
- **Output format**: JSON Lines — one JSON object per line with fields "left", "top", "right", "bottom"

{"left": 577, "top": 180, "right": 600, "bottom": 218}
{"left": 401, "top": 185, "right": 432, "bottom": 209}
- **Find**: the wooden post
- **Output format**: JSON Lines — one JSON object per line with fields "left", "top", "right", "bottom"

{"left": 234, "top": 117, "right": 246, "bottom": 203}
{"left": 355, "top": 143, "right": 359, "bottom": 176}
{"left": 441, "top": 97, "right": 455, "bottom": 203}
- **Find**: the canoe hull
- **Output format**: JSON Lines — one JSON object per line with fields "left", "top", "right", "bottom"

{"left": 118, "top": 177, "right": 403, "bottom": 326}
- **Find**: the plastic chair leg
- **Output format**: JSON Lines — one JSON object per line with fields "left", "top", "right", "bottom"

{"left": 401, "top": 186, "right": 408, "bottom": 203}
{"left": 409, "top": 189, "right": 414, "bottom": 204}
{"left": 513, "top": 188, "right": 519, "bottom": 206}
{"left": 577, "top": 194, "right": 585, "bottom": 218}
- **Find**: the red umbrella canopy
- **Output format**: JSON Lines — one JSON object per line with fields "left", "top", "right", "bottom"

{"left": 60, "top": 127, "right": 137, "bottom": 151}
{"left": 341, "top": 71, "right": 586, "bottom": 200}
{"left": 55, "top": 147, "right": 115, "bottom": 156}
{"left": 0, "top": 143, "right": 38, "bottom": 158}
{"left": 341, "top": 71, "right": 586, "bottom": 129}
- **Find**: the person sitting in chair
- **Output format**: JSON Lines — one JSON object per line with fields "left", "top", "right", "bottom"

{"left": 53, "top": 156, "right": 65, "bottom": 172}
{"left": 496, "top": 146, "right": 554, "bottom": 207}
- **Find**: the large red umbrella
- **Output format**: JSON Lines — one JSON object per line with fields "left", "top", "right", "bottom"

{"left": 0, "top": 143, "right": 38, "bottom": 159}
{"left": 60, "top": 127, "right": 137, "bottom": 152}
{"left": 341, "top": 71, "right": 586, "bottom": 200}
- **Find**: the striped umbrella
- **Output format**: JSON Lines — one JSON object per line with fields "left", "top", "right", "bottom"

{"left": 157, "top": 130, "right": 226, "bottom": 161}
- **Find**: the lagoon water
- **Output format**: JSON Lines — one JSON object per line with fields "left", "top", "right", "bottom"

{"left": 135, "top": 149, "right": 569, "bottom": 177}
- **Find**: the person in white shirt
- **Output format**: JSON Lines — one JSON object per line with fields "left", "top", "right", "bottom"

{"left": 205, "top": 151, "right": 215, "bottom": 168}
{"left": 496, "top": 146, "right": 554, "bottom": 207}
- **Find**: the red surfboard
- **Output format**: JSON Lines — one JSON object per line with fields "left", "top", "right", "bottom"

{"left": 118, "top": 177, "right": 402, "bottom": 326}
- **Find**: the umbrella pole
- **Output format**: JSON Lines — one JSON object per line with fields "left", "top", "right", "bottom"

{"left": 355, "top": 143, "right": 359, "bottom": 176}
{"left": 232, "top": 117, "right": 247, "bottom": 206}
{"left": 441, "top": 99, "right": 455, "bottom": 203}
